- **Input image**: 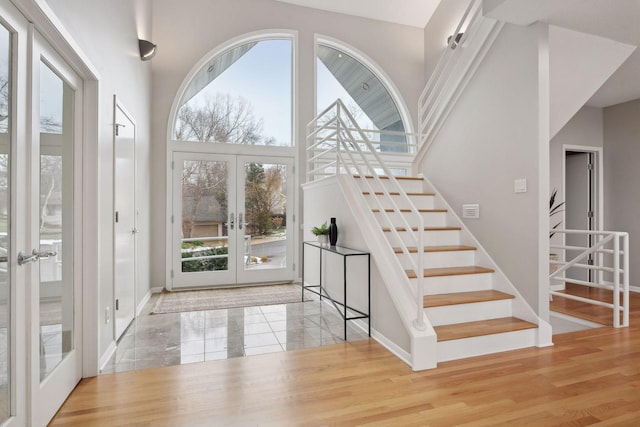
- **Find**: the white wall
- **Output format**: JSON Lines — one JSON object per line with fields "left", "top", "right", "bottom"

{"left": 603, "top": 99, "right": 640, "bottom": 286}
{"left": 303, "top": 179, "right": 410, "bottom": 354}
{"left": 418, "top": 23, "right": 545, "bottom": 312}
{"left": 150, "top": 0, "right": 425, "bottom": 289}
{"left": 45, "top": 0, "right": 153, "bottom": 365}
{"left": 548, "top": 25, "right": 634, "bottom": 139}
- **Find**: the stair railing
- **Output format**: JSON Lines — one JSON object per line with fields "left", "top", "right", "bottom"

{"left": 416, "top": 0, "right": 504, "bottom": 166}
{"left": 307, "top": 99, "right": 427, "bottom": 331}
{"left": 550, "top": 229, "right": 629, "bottom": 327}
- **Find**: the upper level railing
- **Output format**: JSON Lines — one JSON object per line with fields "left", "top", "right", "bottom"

{"left": 307, "top": 99, "right": 427, "bottom": 330}
{"left": 550, "top": 229, "right": 629, "bottom": 328}
{"left": 416, "top": 0, "right": 504, "bottom": 166}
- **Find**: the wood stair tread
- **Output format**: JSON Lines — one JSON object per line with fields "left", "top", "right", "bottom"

{"left": 424, "top": 290, "right": 514, "bottom": 308}
{"left": 354, "top": 175, "right": 423, "bottom": 181}
{"left": 405, "top": 266, "right": 494, "bottom": 279}
{"left": 393, "top": 245, "right": 476, "bottom": 254}
{"left": 434, "top": 317, "right": 537, "bottom": 342}
{"left": 362, "top": 191, "right": 435, "bottom": 196}
{"left": 372, "top": 208, "right": 447, "bottom": 213}
{"left": 382, "top": 226, "right": 462, "bottom": 232}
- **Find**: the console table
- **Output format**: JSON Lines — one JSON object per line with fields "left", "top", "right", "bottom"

{"left": 301, "top": 241, "right": 370, "bottom": 340}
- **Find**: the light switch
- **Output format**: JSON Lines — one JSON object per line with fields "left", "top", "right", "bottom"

{"left": 514, "top": 178, "right": 527, "bottom": 193}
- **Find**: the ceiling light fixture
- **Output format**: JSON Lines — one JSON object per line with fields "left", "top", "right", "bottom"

{"left": 138, "top": 39, "right": 157, "bottom": 61}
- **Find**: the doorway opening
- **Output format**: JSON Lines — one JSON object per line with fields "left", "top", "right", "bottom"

{"left": 562, "top": 146, "right": 603, "bottom": 285}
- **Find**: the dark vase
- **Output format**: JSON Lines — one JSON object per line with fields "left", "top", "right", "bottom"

{"left": 329, "top": 217, "right": 338, "bottom": 246}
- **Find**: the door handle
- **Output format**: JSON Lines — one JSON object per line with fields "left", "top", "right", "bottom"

{"left": 33, "top": 249, "right": 57, "bottom": 259}
{"left": 229, "top": 213, "right": 235, "bottom": 230}
{"left": 239, "top": 213, "right": 243, "bottom": 230}
{"left": 17, "top": 249, "right": 58, "bottom": 266}
{"left": 132, "top": 227, "right": 140, "bottom": 234}
{"left": 18, "top": 251, "right": 38, "bottom": 266}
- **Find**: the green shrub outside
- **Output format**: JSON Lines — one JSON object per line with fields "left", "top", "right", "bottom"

{"left": 182, "top": 246, "right": 228, "bottom": 272}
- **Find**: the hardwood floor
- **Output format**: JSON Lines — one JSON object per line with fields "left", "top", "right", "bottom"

{"left": 551, "top": 283, "right": 625, "bottom": 326}
{"left": 52, "top": 292, "right": 640, "bottom": 426}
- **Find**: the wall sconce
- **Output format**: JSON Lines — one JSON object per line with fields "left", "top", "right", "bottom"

{"left": 138, "top": 39, "right": 157, "bottom": 61}
{"left": 447, "top": 33, "right": 464, "bottom": 49}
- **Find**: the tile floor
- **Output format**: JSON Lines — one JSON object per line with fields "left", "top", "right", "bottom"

{"left": 100, "top": 290, "right": 369, "bottom": 374}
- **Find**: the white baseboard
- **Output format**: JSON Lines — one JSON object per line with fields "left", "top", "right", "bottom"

{"left": 630, "top": 286, "right": 640, "bottom": 293}
{"left": 150, "top": 286, "right": 164, "bottom": 294}
{"left": 317, "top": 298, "right": 411, "bottom": 368}
{"left": 99, "top": 340, "right": 117, "bottom": 373}
{"left": 351, "top": 319, "right": 411, "bottom": 368}
{"left": 136, "top": 290, "right": 153, "bottom": 317}
{"left": 371, "top": 328, "right": 412, "bottom": 367}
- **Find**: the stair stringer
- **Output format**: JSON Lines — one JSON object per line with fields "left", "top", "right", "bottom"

{"left": 419, "top": 174, "right": 553, "bottom": 347}
{"left": 336, "top": 174, "right": 438, "bottom": 371}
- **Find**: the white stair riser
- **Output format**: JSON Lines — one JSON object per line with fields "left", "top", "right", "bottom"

{"left": 413, "top": 273, "right": 493, "bottom": 295}
{"left": 384, "top": 230, "right": 461, "bottom": 247}
{"left": 437, "top": 328, "right": 537, "bottom": 363}
{"left": 364, "top": 195, "right": 435, "bottom": 210}
{"left": 426, "top": 300, "right": 513, "bottom": 326}
{"left": 355, "top": 179, "right": 424, "bottom": 194}
{"left": 395, "top": 250, "right": 476, "bottom": 269}
{"left": 373, "top": 211, "right": 447, "bottom": 227}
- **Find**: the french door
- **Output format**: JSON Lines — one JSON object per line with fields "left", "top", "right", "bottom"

{"left": 28, "top": 31, "right": 82, "bottom": 426}
{"left": 172, "top": 153, "right": 294, "bottom": 288}
{"left": 0, "top": 1, "right": 82, "bottom": 424}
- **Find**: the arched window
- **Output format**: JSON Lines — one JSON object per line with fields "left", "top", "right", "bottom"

{"left": 174, "top": 38, "right": 293, "bottom": 146}
{"left": 316, "top": 41, "right": 409, "bottom": 153}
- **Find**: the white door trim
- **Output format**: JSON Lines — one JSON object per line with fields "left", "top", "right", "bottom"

{"left": 561, "top": 144, "right": 604, "bottom": 232}
{"left": 0, "top": 1, "right": 30, "bottom": 424}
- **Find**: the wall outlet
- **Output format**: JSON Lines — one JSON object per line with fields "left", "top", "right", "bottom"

{"left": 105, "top": 306, "right": 110, "bottom": 324}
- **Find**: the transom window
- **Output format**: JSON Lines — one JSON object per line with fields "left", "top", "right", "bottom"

{"left": 174, "top": 38, "right": 293, "bottom": 146}
{"left": 316, "top": 43, "right": 408, "bottom": 152}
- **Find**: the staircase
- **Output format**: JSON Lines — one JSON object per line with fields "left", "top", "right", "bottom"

{"left": 357, "top": 174, "right": 538, "bottom": 362}
{"left": 306, "top": 99, "right": 548, "bottom": 368}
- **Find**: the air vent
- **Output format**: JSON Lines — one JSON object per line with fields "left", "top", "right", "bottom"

{"left": 462, "top": 204, "right": 480, "bottom": 219}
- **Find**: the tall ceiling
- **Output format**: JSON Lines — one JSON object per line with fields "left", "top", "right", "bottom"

{"left": 274, "top": 0, "right": 442, "bottom": 28}
{"left": 485, "top": 0, "right": 640, "bottom": 108}
{"left": 277, "top": 0, "right": 639, "bottom": 108}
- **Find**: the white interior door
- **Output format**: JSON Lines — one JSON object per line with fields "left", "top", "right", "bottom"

{"left": 113, "top": 100, "right": 136, "bottom": 340}
{"left": 172, "top": 154, "right": 294, "bottom": 288}
{"left": 29, "top": 32, "right": 82, "bottom": 426}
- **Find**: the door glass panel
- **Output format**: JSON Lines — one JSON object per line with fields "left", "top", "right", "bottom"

{"left": 243, "top": 162, "right": 287, "bottom": 271}
{"left": 39, "top": 61, "right": 74, "bottom": 381}
{"left": 181, "top": 160, "right": 229, "bottom": 272}
{"left": 0, "top": 23, "right": 10, "bottom": 422}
